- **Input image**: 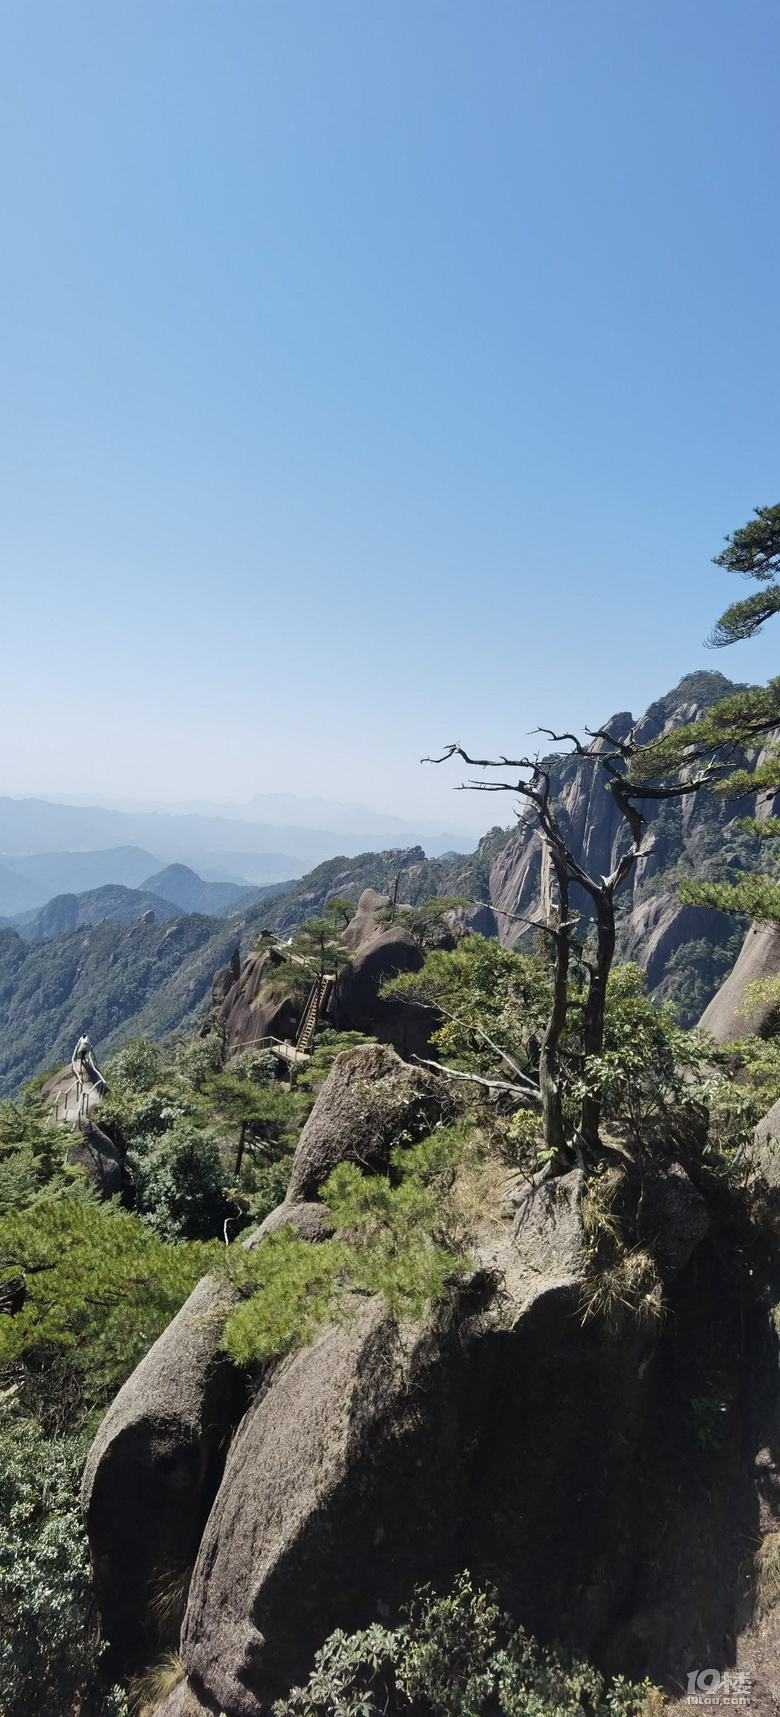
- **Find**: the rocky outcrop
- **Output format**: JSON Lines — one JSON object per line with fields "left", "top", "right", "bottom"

{"left": 41, "top": 1061, "right": 104, "bottom": 1123}
{"left": 41, "top": 1062, "right": 126, "bottom": 1197}
{"left": 341, "top": 889, "right": 392, "bottom": 949}
{"left": 622, "top": 893, "right": 735, "bottom": 991}
{"left": 84, "top": 1036, "right": 780, "bottom": 1715}
{"left": 244, "top": 1199, "right": 331, "bottom": 1248}
{"left": 285, "top": 1041, "right": 446, "bottom": 1203}
{"left": 481, "top": 674, "right": 761, "bottom": 1010}
{"left": 172, "top": 1151, "right": 745, "bottom": 1717}
{"left": 65, "top": 1117, "right": 125, "bottom": 1197}
{"left": 699, "top": 923, "right": 780, "bottom": 1042}
{"left": 214, "top": 892, "right": 437, "bottom": 1064}
{"left": 635, "top": 1158, "right": 710, "bottom": 1278}
{"left": 178, "top": 1173, "right": 595, "bottom": 1716}
{"left": 82, "top": 1274, "right": 248, "bottom": 1676}
{"left": 218, "top": 945, "right": 302, "bottom": 1055}
{"left": 212, "top": 946, "right": 241, "bottom": 1005}
{"left": 331, "top": 924, "right": 433, "bottom": 1057}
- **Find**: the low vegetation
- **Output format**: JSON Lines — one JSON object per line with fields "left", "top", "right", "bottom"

{"left": 274, "top": 1572, "right": 659, "bottom": 1717}
{"left": 220, "top": 1122, "right": 472, "bottom": 1365}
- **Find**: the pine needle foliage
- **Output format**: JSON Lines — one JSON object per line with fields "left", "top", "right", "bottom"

{"left": 0, "top": 1200, "right": 218, "bottom": 1431}
{"left": 220, "top": 1127, "right": 473, "bottom": 1365}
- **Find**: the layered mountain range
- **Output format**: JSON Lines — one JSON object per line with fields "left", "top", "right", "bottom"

{"left": 0, "top": 670, "right": 773, "bottom": 1094}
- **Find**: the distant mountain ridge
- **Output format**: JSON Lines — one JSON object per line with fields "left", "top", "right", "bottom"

{"left": 12, "top": 885, "right": 181, "bottom": 941}
{"left": 0, "top": 798, "right": 477, "bottom": 893}
{"left": 43, "top": 789, "right": 481, "bottom": 848}
{"left": 0, "top": 670, "right": 771, "bottom": 1093}
{"left": 142, "top": 864, "right": 278, "bottom": 917}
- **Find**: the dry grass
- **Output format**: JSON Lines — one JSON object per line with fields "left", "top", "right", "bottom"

{"left": 581, "top": 1246, "right": 665, "bottom": 1336}
{"left": 146, "top": 1564, "right": 192, "bottom": 1642}
{"left": 447, "top": 1150, "right": 511, "bottom": 1245}
{"left": 127, "top": 1652, "right": 184, "bottom": 1716}
{"left": 580, "top": 1164, "right": 627, "bottom": 1251}
{"left": 754, "top": 1530, "right": 780, "bottom": 1617}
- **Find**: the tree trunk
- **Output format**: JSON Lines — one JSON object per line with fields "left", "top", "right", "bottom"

{"left": 234, "top": 1121, "right": 247, "bottom": 1179}
{"left": 579, "top": 888, "right": 616, "bottom": 1148}
{"left": 539, "top": 856, "right": 571, "bottom": 1165}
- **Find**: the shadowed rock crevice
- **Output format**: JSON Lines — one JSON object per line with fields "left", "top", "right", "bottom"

{"left": 82, "top": 1274, "right": 249, "bottom": 1677}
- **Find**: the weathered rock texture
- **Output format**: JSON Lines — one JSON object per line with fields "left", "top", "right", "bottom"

{"left": 699, "top": 923, "right": 780, "bottom": 1042}
{"left": 284, "top": 1041, "right": 446, "bottom": 1204}
{"left": 243, "top": 1198, "right": 331, "bottom": 1248}
{"left": 82, "top": 1273, "right": 248, "bottom": 1675}
{"left": 40, "top": 1064, "right": 125, "bottom": 1196}
{"left": 84, "top": 1047, "right": 780, "bottom": 1716}
{"left": 331, "top": 923, "right": 433, "bottom": 1057}
{"left": 484, "top": 676, "right": 754, "bottom": 998}
{"left": 218, "top": 945, "right": 302, "bottom": 1056}
{"left": 212, "top": 891, "right": 435, "bottom": 1062}
{"left": 179, "top": 1173, "right": 598, "bottom": 1715}
{"left": 65, "top": 1117, "right": 125, "bottom": 1197}
{"left": 341, "top": 889, "right": 392, "bottom": 949}
{"left": 173, "top": 1155, "right": 766, "bottom": 1717}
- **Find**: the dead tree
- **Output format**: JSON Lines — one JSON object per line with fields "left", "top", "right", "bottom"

{"left": 427, "top": 726, "right": 712, "bottom": 1155}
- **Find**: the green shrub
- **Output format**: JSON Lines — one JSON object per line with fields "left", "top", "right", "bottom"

{"left": 246, "top": 1157, "right": 295, "bottom": 1226}
{"left": 381, "top": 936, "right": 551, "bottom": 1076}
{"left": 0, "top": 1080, "right": 79, "bottom": 1212}
{"left": 0, "top": 1401, "right": 127, "bottom": 1717}
{"left": 127, "top": 1119, "right": 233, "bottom": 1241}
{"left": 221, "top": 1129, "right": 472, "bottom": 1365}
{"left": 229, "top": 1046, "right": 278, "bottom": 1085}
{"left": 574, "top": 964, "right": 715, "bottom": 1136}
{"left": 296, "top": 1032, "right": 378, "bottom": 1094}
{"left": 221, "top": 1229, "right": 350, "bottom": 1366}
{"left": 274, "top": 1571, "right": 657, "bottom": 1717}
{"left": 0, "top": 1200, "right": 218, "bottom": 1431}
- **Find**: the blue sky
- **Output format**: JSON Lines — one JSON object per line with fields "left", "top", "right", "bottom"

{"left": 1, "top": 0, "right": 779, "bottom": 831}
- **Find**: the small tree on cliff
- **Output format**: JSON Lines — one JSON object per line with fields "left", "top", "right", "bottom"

{"left": 632, "top": 502, "right": 780, "bottom": 925}
{"left": 426, "top": 730, "right": 713, "bottom": 1159}
{"left": 428, "top": 505, "right": 780, "bottom": 1160}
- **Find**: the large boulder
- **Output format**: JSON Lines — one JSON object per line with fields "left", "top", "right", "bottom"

{"left": 41, "top": 1061, "right": 104, "bottom": 1124}
{"left": 332, "top": 926, "right": 434, "bottom": 1058}
{"left": 82, "top": 1274, "right": 247, "bottom": 1676}
{"left": 243, "top": 1199, "right": 331, "bottom": 1248}
{"left": 699, "top": 923, "right": 780, "bottom": 1042}
{"left": 219, "top": 946, "right": 302, "bottom": 1054}
{"left": 176, "top": 1165, "right": 691, "bottom": 1715}
{"left": 212, "top": 946, "right": 241, "bottom": 1005}
{"left": 341, "top": 889, "right": 392, "bottom": 950}
{"left": 636, "top": 1158, "right": 710, "bottom": 1279}
{"left": 65, "top": 1117, "right": 125, "bottom": 1198}
{"left": 41, "top": 1064, "right": 124, "bottom": 1197}
{"left": 284, "top": 1042, "right": 446, "bottom": 1204}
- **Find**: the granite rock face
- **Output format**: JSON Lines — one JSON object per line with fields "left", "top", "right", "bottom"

{"left": 218, "top": 945, "right": 301, "bottom": 1056}
{"left": 285, "top": 1041, "right": 446, "bottom": 1204}
{"left": 699, "top": 923, "right": 780, "bottom": 1042}
{"left": 178, "top": 1171, "right": 601, "bottom": 1717}
{"left": 85, "top": 1041, "right": 777, "bottom": 1716}
{"left": 331, "top": 924, "right": 434, "bottom": 1058}
{"left": 82, "top": 1274, "right": 248, "bottom": 1675}
{"left": 482, "top": 674, "right": 766, "bottom": 1012}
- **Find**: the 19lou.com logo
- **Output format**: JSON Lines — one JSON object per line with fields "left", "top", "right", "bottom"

{"left": 685, "top": 1670, "right": 753, "bottom": 1704}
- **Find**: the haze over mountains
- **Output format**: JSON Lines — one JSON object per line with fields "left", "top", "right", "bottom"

{"left": 0, "top": 793, "right": 478, "bottom": 919}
